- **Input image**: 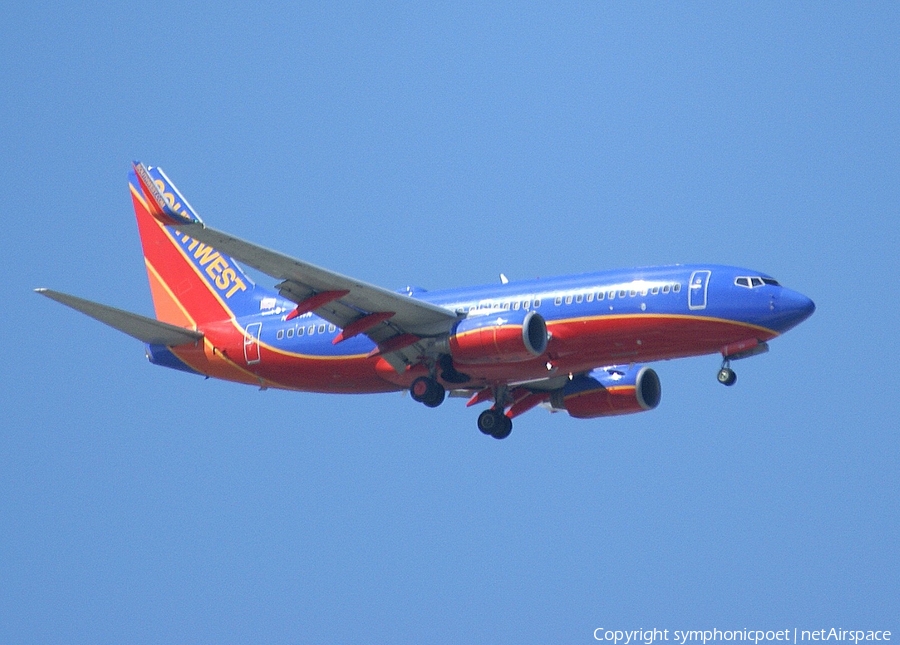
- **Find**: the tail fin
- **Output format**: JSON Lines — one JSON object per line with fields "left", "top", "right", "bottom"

{"left": 129, "top": 162, "right": 257, "bottom": 326}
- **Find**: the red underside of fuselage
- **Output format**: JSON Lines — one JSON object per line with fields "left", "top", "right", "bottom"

{"left": 172, "top": 314, "right": 777, "bottom": 394}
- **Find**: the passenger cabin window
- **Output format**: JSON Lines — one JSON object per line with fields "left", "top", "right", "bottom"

{"left": 575, "top": 294, "right": 583, "bottom": 303}
{"left": 565, "top": 295, "right": 573, "bottom": 305}
{"left": 673, "top": 283, "right": 681, "bottom": 293}
{"left": 662, "top": 285, "right": 670, "bottom": 294}
{"left": 597, "top": 291, "right": 604, "bottom": 301}
{"left": 554, "top": 296, "right": 562, "bottom": 306}
{"left": 534, "top": 298, "right": 541, "bottom": 308}
{"left": 287, "top": 328, "right": 294, "bottom": 338}
{"left": 277, "top": 330, "right": 284, "bottom": 340}
{"left": 586, "top": 293, "right": 593, "bottom": 303}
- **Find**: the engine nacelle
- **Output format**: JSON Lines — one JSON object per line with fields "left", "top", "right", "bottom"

{"left": 550, "top": 365, "right": 661, "bottom": 418}
{"left": 439, "top": 310, "right": 548, "bottom": 364}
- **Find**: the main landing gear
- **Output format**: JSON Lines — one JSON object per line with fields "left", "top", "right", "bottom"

{"left": 477, "top": 408, "right": 513, "bottom": 440}
{"left": 409, "top": 355, "right": 466, "bottom": 408}
{"left": 410, "top": 376, "right": 446, "bottom": 407}
{"left": 409, "top": 371, "right": 513, "bottom": 440}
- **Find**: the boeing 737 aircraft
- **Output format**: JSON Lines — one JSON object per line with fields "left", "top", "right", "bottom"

{"left": 36, "top": 163, "right": 815, "bottom": 439}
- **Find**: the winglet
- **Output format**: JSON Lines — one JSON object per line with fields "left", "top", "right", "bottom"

{"left": 132, "top": 161, "right": 204, "bottom": 227}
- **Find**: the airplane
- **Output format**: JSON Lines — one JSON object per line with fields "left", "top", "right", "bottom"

{"left": 36, "top": 162, "right": 816, "bottom": 439}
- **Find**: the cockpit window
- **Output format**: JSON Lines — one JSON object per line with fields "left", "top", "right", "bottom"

{"left": 736, "top": 276, "right": 781, "bottom": 289}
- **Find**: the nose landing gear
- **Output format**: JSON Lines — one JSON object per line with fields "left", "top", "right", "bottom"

{"left": 717, "top": 340, "right": 769, "bottom": 386}
{"left": 717, "top": 361, "right": 737, "bottom": 386}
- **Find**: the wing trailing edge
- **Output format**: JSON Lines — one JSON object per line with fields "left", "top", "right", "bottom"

{"left": 35, "top": 289, "right": 204, "bottom": 346}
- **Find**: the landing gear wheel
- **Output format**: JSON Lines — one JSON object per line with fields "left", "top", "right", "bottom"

{"left": 477, "top": 409, "right": 499, "bottom": 435}
{"left": 492, "top": 415, "right": 513, "bottom": 440}
{"left": 717, "top": 367, "right": 737, "bottom": 386}
{"left": 410, "top": 376, "right": 446, "bottom": 407}
{"left": 477, "top": 409, "right": 513, "bottom": 439}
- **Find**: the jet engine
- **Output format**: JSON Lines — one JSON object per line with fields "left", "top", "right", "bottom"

{"left": 436, "top": 310, "right": 548, "bottom": 364}
{"left": 550, "top": 365, "right": 661, "bottom": 418}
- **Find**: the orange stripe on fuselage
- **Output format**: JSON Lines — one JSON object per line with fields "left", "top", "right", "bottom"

{"left": 168, "top": 339, "right": 265, "bottom": 388}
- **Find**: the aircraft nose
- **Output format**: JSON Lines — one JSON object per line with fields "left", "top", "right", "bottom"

{"left": 776, "top": 288, "right": 816, "bottom": 332}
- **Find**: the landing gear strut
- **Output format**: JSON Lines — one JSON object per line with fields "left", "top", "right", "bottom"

{"left": 477, "top": 408, "right": 512, "bottom": 440}
{"left": 717, "top": 361, "right": 737, "bottom": 386}
{"left": 438, "top": 354, "right": 470, "bottom": 384}
{"left": 410, "top": 376, "right": 446, "bottom": 407}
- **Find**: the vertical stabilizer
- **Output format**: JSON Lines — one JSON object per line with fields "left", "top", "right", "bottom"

{"left": 129, "top": 163, "right": 258, "bottom": 326}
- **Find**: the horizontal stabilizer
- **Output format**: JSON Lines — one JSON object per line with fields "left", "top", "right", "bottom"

{"left": 35, "top": 289, "right": 204, "bottom": 346}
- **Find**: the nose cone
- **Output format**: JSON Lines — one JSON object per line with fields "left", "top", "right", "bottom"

{"left": 775, "top": 288, "right": 816, "bottom": 333}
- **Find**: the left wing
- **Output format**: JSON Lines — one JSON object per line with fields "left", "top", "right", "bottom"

{"left": 35, "top": 289, "right": 204, "bottom": 346}
{"left": 134, "top": 163, "right": 461, "bottom": 370}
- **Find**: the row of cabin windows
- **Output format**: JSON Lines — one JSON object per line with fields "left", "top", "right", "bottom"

{"left": 553, "top": 283, "right": 681, "bottom": 306}
{"left": 461, "top": 299, "right": 543, "bottom": 313}
{"left": 456, "top": 283, "right": 683, "bottom": 312}
{"left": 276, "top": 323, "right": 337, "bottom": 340}
{"left": 274, "top": 281, "right": 686, "bottom": 341}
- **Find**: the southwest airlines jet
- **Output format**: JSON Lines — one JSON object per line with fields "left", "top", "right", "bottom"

{"left": 36, "top": 163, "right": 815, "bottom": 439}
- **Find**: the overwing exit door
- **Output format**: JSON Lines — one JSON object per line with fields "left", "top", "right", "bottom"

{"left": 244, "top": 322, "right": 262, "bottom": 365}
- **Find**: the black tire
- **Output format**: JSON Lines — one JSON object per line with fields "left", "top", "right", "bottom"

{"left": 717, "top": 368, "right": 737, "bottom": 386}
{"left": 491, "top": 415, "right": 513, "bottom": 440}
{"left": 424, "top": 384, "right": 446, "bottom": 407}
{"left": 477, "top": 409, "right": 501, "bottom": 435}
{"left": 411, "top": 376, "right": 445, "bottom": 406}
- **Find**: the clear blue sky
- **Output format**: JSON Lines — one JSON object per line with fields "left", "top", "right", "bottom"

{"left": 2, "top": 3, "right": 897, "bottom": 643}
